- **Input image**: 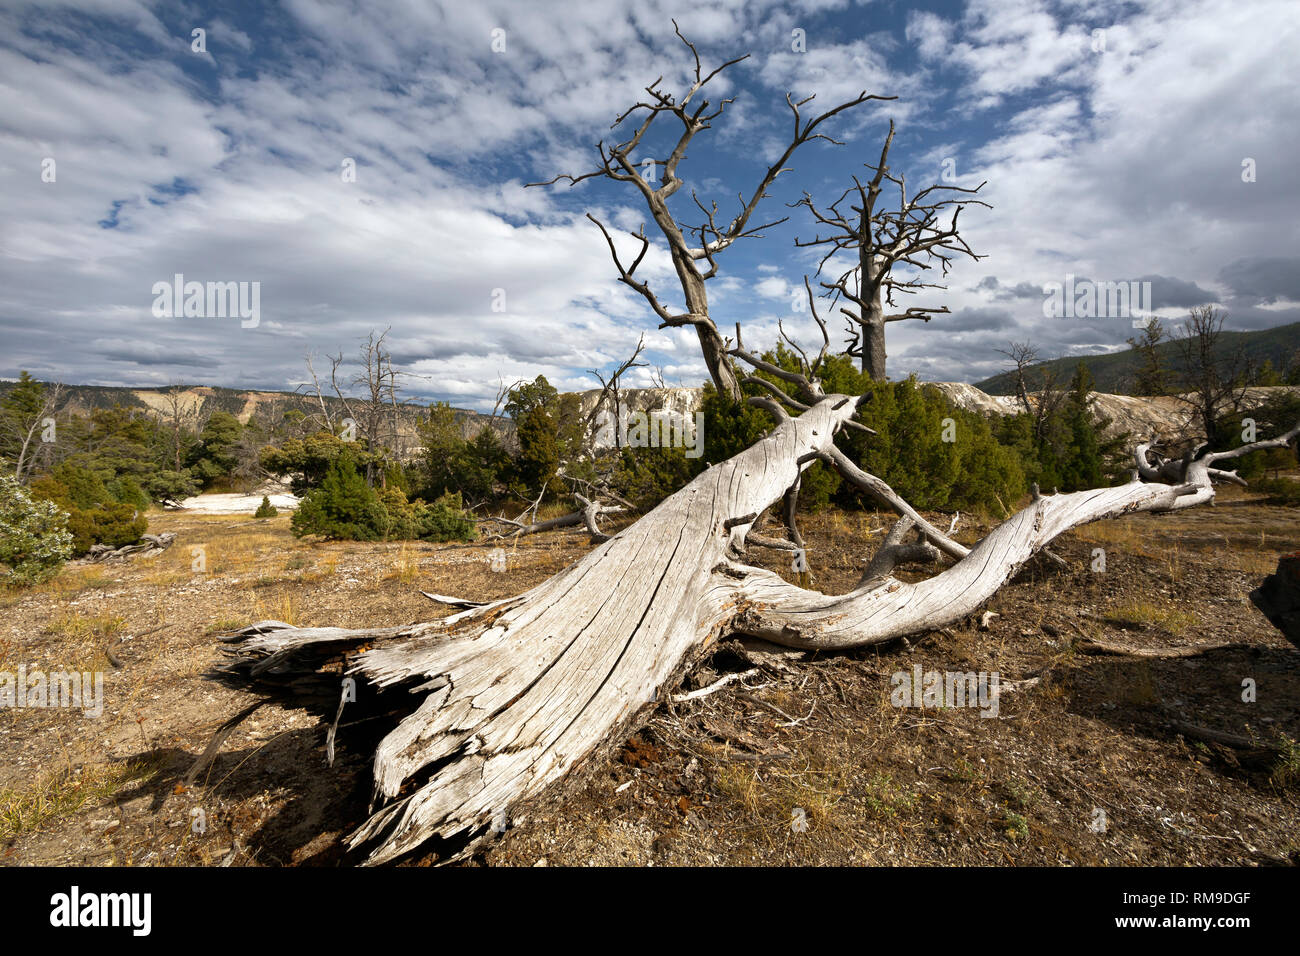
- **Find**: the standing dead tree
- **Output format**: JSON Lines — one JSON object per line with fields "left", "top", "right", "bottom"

{"left": 213, "top": 34, "right": 1300, "bottom": 867}
{"left": 318, "top": 329, "right": 408, "bottom": 485}
{"left": 997, "top": 341, "right": 1041, "bottom": 418}
{"left": 161, "top": 382, "right": 194, "bottom": 472}
{"left": 995, "top": 341, "right": 1068, "bottom": 445}
{"left": 587, "top": 333, "right": 648, "bottom": 450}
{"left": 351, "top": 329, "right": 406, "bottom": 482}
{"left": 2, "top": 379, "right": 65, "bottom": 482}
{"left": 793, "top": 119, "right": 988, "bottom": 379}
{"left": 529, "top": 21, "right": 890, "bottom": 400}
{"left": 302, "top": 352, "right": 339, "bottom": 433}
{"left": 1173, "top": 305, "right": 1252, "bottom": 447}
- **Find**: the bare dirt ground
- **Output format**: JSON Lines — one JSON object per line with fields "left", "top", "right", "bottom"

{"left": 1, "top": 484, "right": 1297, "bottom": 867}
{"left": 176, "top": 489, "right": 300, "bottom": 514}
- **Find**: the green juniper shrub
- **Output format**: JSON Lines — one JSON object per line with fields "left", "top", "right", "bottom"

{"left": 380, "top": 482, "right": 476, "bottom": 542}
{"left": 502, "top": 376, "right": 562, "bottom": 500}
{"left": 377, "top": 485, "right": 421, "bottom": 538}
{"left": 381, "top": 462, "right": 412, "bottom": 496}
{"left": 106, "top": 474, "right": 150, "bottom": 511}
{"left": 1218, "top": 390, "right": 1300, "bottom": 480}
{"left": 803, "top": 352, "right": 1026, "bottom": 515}
{"left": 261, "top": 430, "right": 384, "bottom": 495}
{"left": 65, "top": 503, "right": 147, "bottom": 553}
{"left": 416, "top": 403, "right": 506, "bottom": 502}
{"left": 28, "top": 464, "right": 147, "bottom": 555}
{"left": 292, "top": 455, "right": 478, "bottom": 542}
{"left": 187, "top": 411, "right": 243, "bottom": 489}
{"left": 0, "top": 373, "right": 49, "bottom": 469}
{"left": 610, "top": 386, "right": 773, "bottom": 508}
{"left": 253, "top": 495, "right": 278, "bottom": 518}
{"left": 611, "top": 443, "right": 695, "bottom": 507}
{"left": 796, "top": 460, "right": 840, "bottom": 513}
{"left": 145, "top": 469, "right": 199, "bottom": 507}
{"left": 291, "top": 452, "right": 388, "bottom": 541}
{"left": 418, "top": 491, "right": 477, "bottom": 543}
{"left": 0, "top": 474, "right": 73, "bottom": 585}
{"left": 993, "top": 363, "right": 1128, "bottom": 495}
{"left": 511, "top": 404, "right": 560, "bottom": 499}
{"left": 698, "top": 386, "right": 774, "bottom": 464}
{"left": 607, "top": 356, "right": 1029, "bottom": 517}
{"left": 461, "top": 428, "right": 509, "bottom": 501}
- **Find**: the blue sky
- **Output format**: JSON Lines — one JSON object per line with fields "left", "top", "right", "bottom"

{"left": 1, "top": 0, "right": 1297, "bottom": 409}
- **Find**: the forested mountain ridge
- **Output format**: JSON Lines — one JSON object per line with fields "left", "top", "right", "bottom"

{"left": 974, "top": 321, "right": 1300, "bottom": 395}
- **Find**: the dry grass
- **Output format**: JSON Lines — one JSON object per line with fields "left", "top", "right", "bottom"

{"left": 45, "top": 611, "right": 126, "bottom": 641}
{"left": 251, "top": 593, "right": 300, "bottom": 626}
{"left": 714, "top": 751, "right": 851, "bottom": 836}
{"left": 1, "top": 491, "right": 1295, "bottom": 867}
{"left": 1271, "top": 734, "right": 1300, "bottom": 791}
{"left": 1105, "top": 599, "right": 1198, "bottom": 635}
{"left": 384, "top": 543, "right": 421, "bottom": 585}
{"left": 0, "top": 758, "right": 161, "bottom": 841}
{"left": 21, "top": 566, "right": 119, "bottom": 602}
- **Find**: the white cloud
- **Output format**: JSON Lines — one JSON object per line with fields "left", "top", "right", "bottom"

{"left": 0, "top": 0, "right": 1294, "bottom": 397}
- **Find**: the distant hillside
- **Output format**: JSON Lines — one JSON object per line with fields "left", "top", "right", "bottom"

{"left": 9, "top": 377, "right": 1295, "bottom": 461}
{"left": 0, "top": 381, "right": 501, "bottom": 447}
{"left": 974, "top": 321, "right": 1300, "bottom": 396}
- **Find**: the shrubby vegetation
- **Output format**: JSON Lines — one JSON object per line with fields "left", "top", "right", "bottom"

{"left": 3, "top": 316, "right": 1294, "bottom": 570}
{"left": 0, "top": 373, "right": 269, "bottom": 560}
{"left": 994, "top": 363, "right": 1131, "bottom": 495}
{"left": 814, "top": 353, "right": 1027, "bottom": 516}
{"left": 1253, "top": 476, "right": 1300, "bottom": 506}
{"left": 146, "top": 469, "right": 200, "bottom": 507}
{"left": 604, "top": 350, "right": 1031, "bottom": 517}
{"left": 187, "top": 411, "right": 244, "bottom": 488}
{"left": 415, "top": 402, "right": 508, "bottom": 504}
{"left": 290, "top": 453, "right": 475, "bottom": 542}
{"left": 260, "top": 430, "right": 384, "bottom": 495}
{"left": 506, "top": 376, "right": 561, "bottom": 499}
{"left": 0, "top": 474, "right": 73, "bottom": 584}
{"left": 1218, "top": 389, "right": 1300, "bottom": 481}
{"left": 28, "top": 463, "right": 148, "bottom": 555}
{"left": 290, "top": 453, "right": 389, "bottom": 540}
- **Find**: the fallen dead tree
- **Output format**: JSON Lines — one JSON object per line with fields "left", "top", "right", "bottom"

{"left": 211, "top": 31, "right": 1300, "bottom": 865}
{"left": 480, "top": 489, "right": 628, "bottom": 543}
{"left": 217, "top": 396, "right": 1299, "bottom": 863}
{"left": 85, "top": 532, "right": 176, "bottom": 562}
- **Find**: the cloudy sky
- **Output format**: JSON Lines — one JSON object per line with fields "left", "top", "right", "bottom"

{"left": 1, "top": 0, "right": 1297, "bottom": 409}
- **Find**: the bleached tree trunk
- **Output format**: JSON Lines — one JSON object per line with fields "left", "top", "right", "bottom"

{"left": 220, "top": 394, "right": 1273, "bottom": 865}
{"left": 861, "top": 258, "right": 887, "bottom": 380}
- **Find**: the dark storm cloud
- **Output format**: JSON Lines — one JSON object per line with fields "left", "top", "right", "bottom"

{"left": 978, "top": 276, "right": 1042, "bottom": 300}
{"left": 948, "top": 306, "right": 1017, "bottom": 331}
{"left": 1137, "top": 274, "right": 1217, "bottom": 309}
{"left": 1218, "top": 257, "right": 1300, "bottom": 305}
{"left": 91, "top": 340, "right": 221, "bottom": 367}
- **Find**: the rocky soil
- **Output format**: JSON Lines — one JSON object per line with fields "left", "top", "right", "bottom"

{"left": 1, "top": 486, "right": 1296, "bottom": 867}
